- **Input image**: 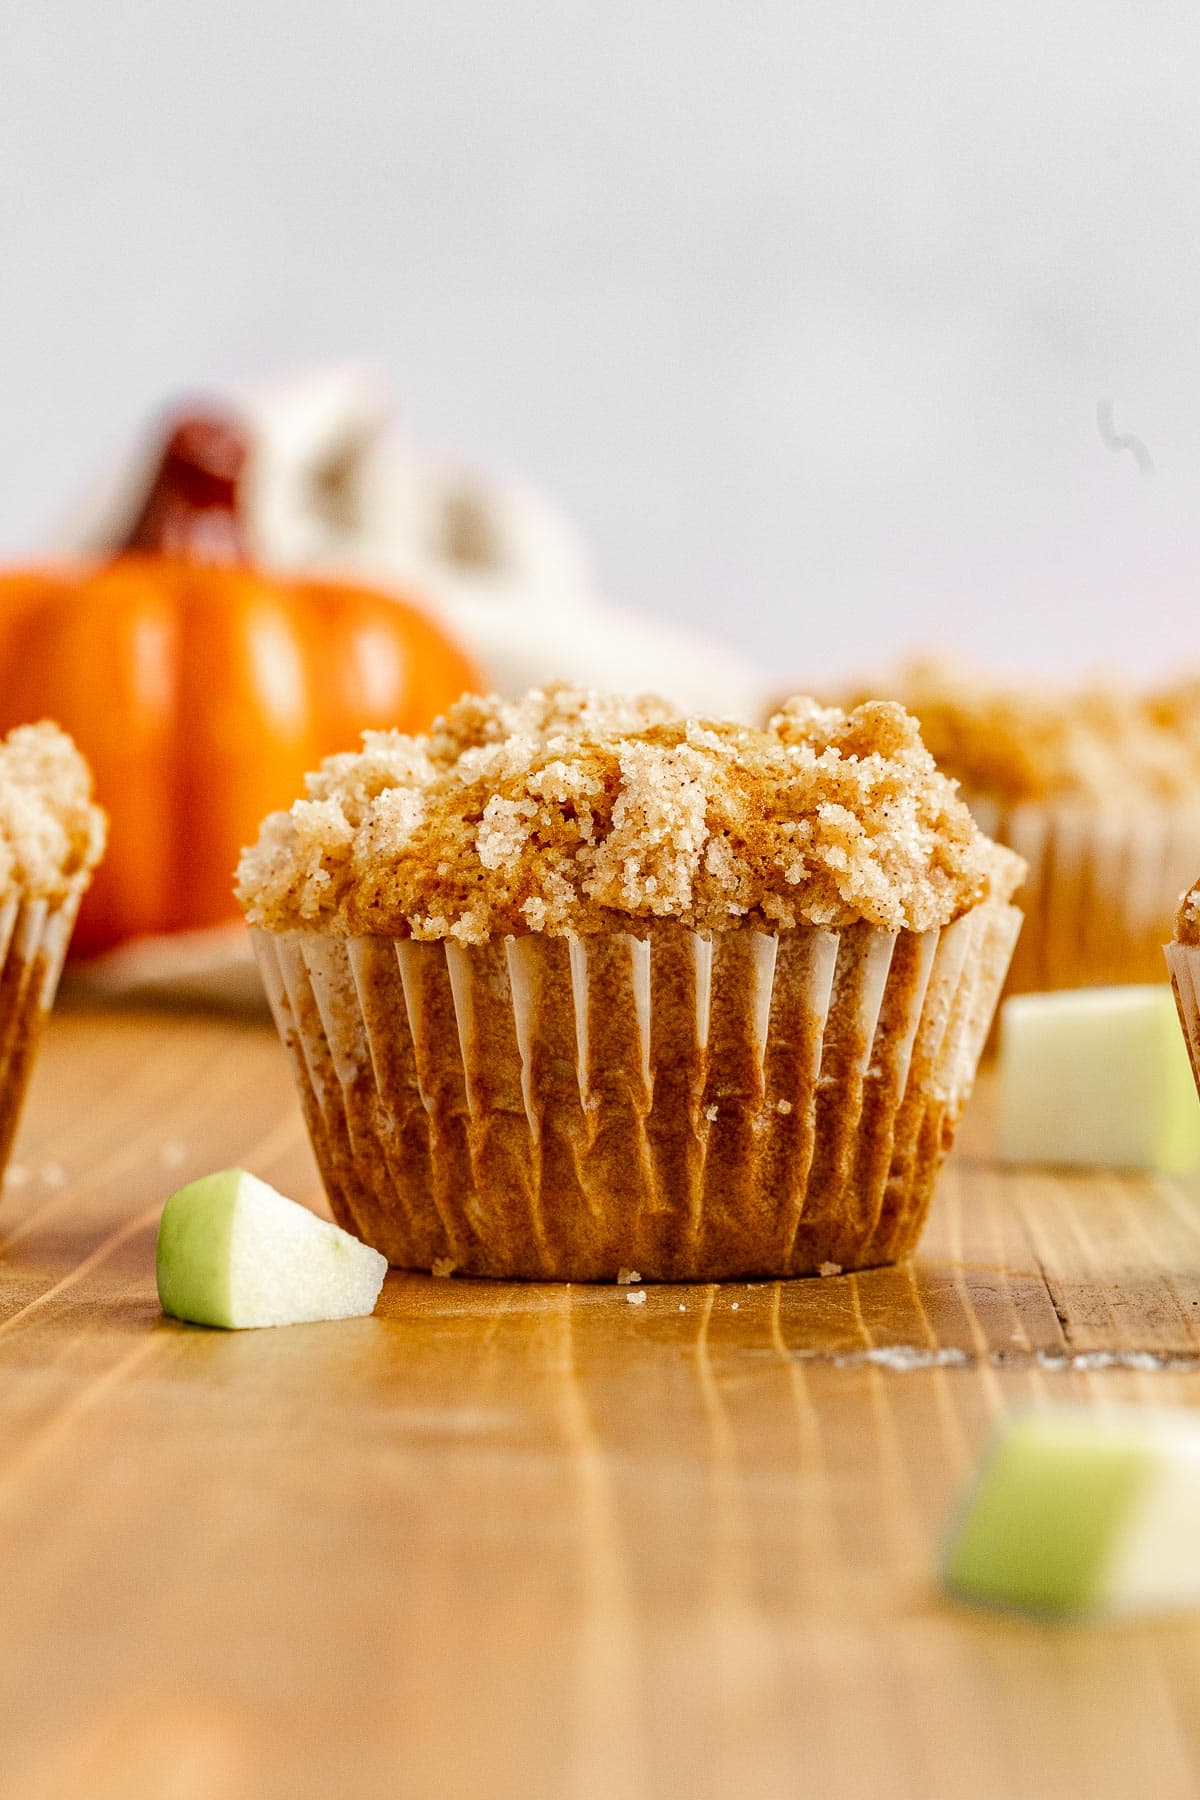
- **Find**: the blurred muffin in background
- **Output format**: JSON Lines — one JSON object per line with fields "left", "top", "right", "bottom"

{"left": 0, "top": 724, "right": 105, "bottom": 1180}
{"left": 832, "top": 657, "right": 1200, "bottom": 996}
{"left": 51, "top": 366, "right": 767, "bottom": 723}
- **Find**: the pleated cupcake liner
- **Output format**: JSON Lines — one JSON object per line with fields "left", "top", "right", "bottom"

{"left": 969, "top": 797, "right": 1200, "bottom": 996}
{"left": 0, "top": 893, "right": 83, "bottom": 1181}
{"left": 253, "top": 898, "right": 1019, "bottom": 1283}
{"left": 1165, "top": 943, "right": 1200, "bottom": 1095}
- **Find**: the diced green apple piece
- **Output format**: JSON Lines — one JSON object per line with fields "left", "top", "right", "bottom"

{"left": 944, "top": 1407, "right": 1200, "bottom": 1618}
{"left": 998, "top": 985, "right": 1200, "bottom": 1172}
{"left": 156, "top": 1169, "right": 387, "bottom": 1329}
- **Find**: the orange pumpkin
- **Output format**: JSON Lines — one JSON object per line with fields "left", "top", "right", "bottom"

{"left": 0, "top": 413, "right": 483, "bottom": 958}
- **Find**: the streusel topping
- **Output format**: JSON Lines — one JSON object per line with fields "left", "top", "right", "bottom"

{"left": 239, "top": 684, "right": 1022, "bottom": 942}
{"left": 836, "top": 658, "right": 1200, "bottom": 805}
{"left": 1175, "top": 884, "right": 1200, "bottom": 946}
{"left": 0, "top": 723, "right": 107, "bottom": 903}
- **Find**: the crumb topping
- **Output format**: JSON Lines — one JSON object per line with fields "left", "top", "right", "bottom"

{"left": 1175, "top": 884, "right": 1200, "bottom": 946}
{"left": 238, "top": 684, "right": 1023, "bottom": 942}
{"left": 0, "top": 723, "right": 106, "bottom": 904}
{"left": 834, "top": 657, "right": 1200, "bottom": 806}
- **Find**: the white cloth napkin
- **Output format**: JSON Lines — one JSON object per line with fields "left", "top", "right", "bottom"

{"left": 52, "top": 364, "right": 767, "bottom": 721}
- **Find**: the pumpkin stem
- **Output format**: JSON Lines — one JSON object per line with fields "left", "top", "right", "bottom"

{"left": 121, "top": 411, "right": 250, "bottom": 562}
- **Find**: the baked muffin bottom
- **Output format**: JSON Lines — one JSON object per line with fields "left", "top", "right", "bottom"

{"left": 253, "top": 902, "right": 1019, "bottom": 1283}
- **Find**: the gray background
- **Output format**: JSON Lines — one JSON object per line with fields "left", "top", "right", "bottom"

{"left": 3, "top": 1, "right": 1198, "bottom": 682}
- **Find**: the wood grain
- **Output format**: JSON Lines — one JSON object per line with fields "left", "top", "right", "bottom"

{"left": 2, "top": 1004, "right": 1200, "bottom": 1799}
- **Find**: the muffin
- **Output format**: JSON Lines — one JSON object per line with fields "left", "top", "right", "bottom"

{"left": 238, "top": 685, "right": 1023, "bottom": 1281}
{"left": 834, "top": 658, "right": 1200, "bottom": 997}
{"left": 0, "top": 723, "right": 106, "bottom": 1177}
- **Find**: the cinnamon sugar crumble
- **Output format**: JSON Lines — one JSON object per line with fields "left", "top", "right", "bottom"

{"left": 1175, "top": 885, "right": 1200, "bottom": 946}
{"left": 0, "top": 723, "right": 106, "bottom": 903}
{"left": 836, "top": 657, "right": 1200, "bottom": 806}
{"left": 238, "top": 683, "right": 1023, "bottom": 941}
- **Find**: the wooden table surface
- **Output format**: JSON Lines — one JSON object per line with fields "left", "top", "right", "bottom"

{"left": 4, "top": 1004, "right": 1200, "bottom": 1799}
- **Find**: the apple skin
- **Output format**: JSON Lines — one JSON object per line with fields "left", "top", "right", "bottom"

{"left": 156, "top": 1169, "right": 387, "bottom": 1329}
{"left": 943, "top": 1410, "right": 1147, "bottom": 1616}
{"left": 943, "top": 1407, "right": 1200, "bottom": 1619}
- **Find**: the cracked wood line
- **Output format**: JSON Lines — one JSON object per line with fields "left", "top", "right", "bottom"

{"left": 0, "top": 1006, "right": 1199, "bottom": 1799}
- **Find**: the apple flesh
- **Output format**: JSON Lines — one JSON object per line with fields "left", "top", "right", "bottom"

{"left": 997, "top": 985, "right": 1200, "bottom": 1172}
{"left": 156, "top": 1169, "right": 387, "bottom": 1329}
{"left": 943, "top": 1407, "right": 1200, "bottom": 1618}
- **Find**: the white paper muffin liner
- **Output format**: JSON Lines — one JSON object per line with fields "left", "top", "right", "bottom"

{"left": 970, "top": 797, "right": 1200, "bottom": 995}
{"left": 252, "top": 901, "right": 1020, "bottom": 1282}
{"left": 1165, "top": 943, "right": 1200, "bottom": 1095}
{"left": 0, "top": 893, "right": 83, "bottom": 1180}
